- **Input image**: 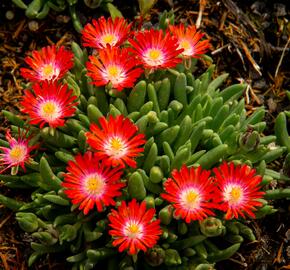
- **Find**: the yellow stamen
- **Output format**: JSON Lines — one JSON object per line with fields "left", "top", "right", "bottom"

{"left": 107, "top": 137, "right": 126, "bottom": 156}
{"left": 180, "top": 40, "right": 191, "bottom": 50}
{"left": 229, "top": 187, "right": 243, "bottom": 203}
{"left": 125, "top": 222, "right": 142, "bottom": 239}
{"left": 102, "top": 34, "right": 116, "bottom": 45}
{"left": 148, "top": 49, "right": 161, "bottom": 60}
{"left": 107, "top": 66, "right": 119, "bottom": 78}
{"left": 42, "top": 64, "right": 54, "bottom": 77}
{"left": 40, "top": 101, "right": 59, "bottom": 120}
{"left": 185, "top": 191, "right": 199, "bottom": 204}
{"left": 9, "top": 145, "right": 26, "bottom": 163}
{"left": 85, "top": 174, "right": 105, "bottom": 195}
{"left": 181, "top": 189, "right": 200, "bottom": 210}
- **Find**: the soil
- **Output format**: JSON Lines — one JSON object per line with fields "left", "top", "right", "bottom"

{"left": 0, "top": 0, "right": 290, "bottom": 269}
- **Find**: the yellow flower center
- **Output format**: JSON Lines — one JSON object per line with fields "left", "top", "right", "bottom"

{"left": 224, "top": 185, "right": 244, "bottom": 204}
{"left": 229, "top": 187, "right": 243, "bottom": 203}
{"left": 124, "top": 222, "right": 142, "bottom": 239}
{"left": 42, "top": 102, "right": 56, "bottom": 114}
{"left": 102, "top": 33, "right": 116, "bottom": 45}
{"left": 9, "top": 145, "right": 26, "bottom": 163}
{"left": 42, "top": 64, "right": 54, "bottom": 77}
{"left": 111, "top": 137, "right": 123, "bottom": 151}
{"left": 107, "top": 65, "right": 119, "bottom": 78}
{"left": 41, "top": 63, "right": 60, "bottom": 80}
{"left": 181, "top": 188, "right": 200, "bottom": 210}
{"left": 40, "top": 101, "right": 60, "bottom": 121}
{"left": 105, "top": 137, "right": 127, "bottom": 157}
{"left": 85, "top": 174, "right": 105, "bottom": 196}
{"left": 148, "top": 49, "right": 161, "bottom": 60}
{"left": 144, "top": 48, "right": 164, "bottom": 66}
{"left": 180, "top": 40, "right": 191, "bottom": 50}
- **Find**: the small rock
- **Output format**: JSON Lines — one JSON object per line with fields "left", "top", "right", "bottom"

{"left": 56, "top": 15, "right": 70, "bottom": 24}
{"left": 28, "top": 21, "right": 39, "bottom": 32}
{"left": 5, "top": 10, "right": 14, "bottom": 20}
{"left": 251, "top": 1, "right": 266, "bottom": 15}
{"left": 286, "top": 246, "right": 290, "bottom": 258}
{"left": 253, "top": 79, "right": 267, "bottom": 90}
{"left": 267, "top": 97, "right": 277, "bottom": 113}
{"left": 274, "top": 3, "right": 287, "bottom": 17}
{"left": 285, "top": 229, "right": 290, "bottom": 241}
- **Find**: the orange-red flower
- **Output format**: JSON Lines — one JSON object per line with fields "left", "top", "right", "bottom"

{"left": 128, "top": 29, "right": 183, "bottom": 69}
{"left": 20, "top": 45, "right": 74, "bottom": 82}
{"left": 213, "top": 162, "right": 265, "bottom": 220}
{"left": 82, "top": 16, "right": 131, "bottom": 49}
{"left": 0, "top": 129, "right": 38, "bottom": 174}
{"left": 161, "top": 165, "right": 217, "bottom": 223}
{"left": 86, "top": 115, "right": 146, "bottom": 168}
{"left": 108, "top": 199, "right": 162, "bottom": 255}
{"left": 62, "top": 152, "right": 125, "bottom": 215}
{"left": 169, "top": 24, "right": 210, "bottom": 58}
{"left": 20, "top": 81, "right": 78, "bottom": 128}
{"left": 86, "top": 47, "right": 143, "bottom": 91}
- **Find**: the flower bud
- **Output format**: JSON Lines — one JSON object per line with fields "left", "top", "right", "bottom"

{"left": 32, "top": 231, "right": 58, "bottom": 246}
{"left": 158, "top": 205, "right": 173, "bottom": 225}
{"left": 239, "top": 127, "right": 260, "bottom": 152}
{"left": 199, "top": 217, "right": 224, "bottom": 237}
{"left": 144, "top": 246, "right": 165, "bottom": 267}
{"left": 59, "top": 224, "right": 78, "bottom": 244}
{"left": 164, "top": 249, "right": 182, "bottom": 266}
{"left": 16, "top": 212, "right": 39, "bottom": 233}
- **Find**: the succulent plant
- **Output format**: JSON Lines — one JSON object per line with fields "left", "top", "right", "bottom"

{"left": 1, "top": 13, "right": 290, "bottom": 270}
{"left": 11, "top": 0, "right": 122, "bottom": 32}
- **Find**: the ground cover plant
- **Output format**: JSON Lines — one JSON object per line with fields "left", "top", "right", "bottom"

{"left": 1, "top": 7, "right": 290, "bottom": 270}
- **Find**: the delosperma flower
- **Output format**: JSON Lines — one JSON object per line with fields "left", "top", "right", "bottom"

{"left": 0, "top": 129, "right": 38, "bottom": 174}
{"left": 108, "top": 199, "right": 162, "bottom": 255}
{"left": 86, "top": 47, "right": 143, "bottom": 91}
{"left": 128, "top": 29, "right": 183, "bottom": 70}
{"left": 82, "top": 16, "right": 132, "bottom": 49}
{"left": 20, "top": 45, "right": 74, "bottom": 82}
{"left": 62, "top": 152, "right": 125, "bottom": 215}
{"left": 85, "top": 115, "right": 146, "bottom": 168}
{"left": 213, "top": 162, "right": 265, "bottom": 220}
{"left": 169, "top": 24, "right": 210, "bottom": 58}
{"left": 20, "top": 81, "right": 78, "bottom": 128}
{"left": 161, "top": 165, "right": 217, "bottom": 223}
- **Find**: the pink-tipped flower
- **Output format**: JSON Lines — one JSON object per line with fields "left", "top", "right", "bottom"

{"left": 82, "top": 16, "right": 132, "bottom": 49}
{"left": 20, "top": 45, "right": 74, "bottom": 82}
{"left": 62, "top": 152, "right": 125, "bottom": 215}
{"left": 169, "top": 24, "right": 210, "bottom": 58}
{"left": 86, "top": 47, "right": 143, "bottom": 91}
{"left": 0, "top": 129, "right": 38, "bottom": 174}
{"left": 86, "top": 115, "right": 146, "bottom": 168}
{"left": 108, "top": 199, "right": 162, "bottom": 255}
{"left": 128, "top": 29, "right": 183, "bottom": 69}
{"left": 213, "top": 162, "right": 265, "bottom": 220}
{"left": 161, "top": 165, "right": 217, "bottom": 223}
{"left": 20, "top": 81, "right": 78, "bottom": 128}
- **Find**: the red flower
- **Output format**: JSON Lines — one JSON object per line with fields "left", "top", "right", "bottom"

{"left": 108, "top": 199, "right": 162, "bottom": 255}
{"left": 0, "top": 129, "right": 38, "bottom": 174}
{"left": 82, "top": 17, "right": 131, "bottom": 49}
{"left": 20, "top": 45, "right": 74, "bottom": 82}
{"left": 86, "top": 115, "right": 146, "bottom": 168}
{"left": 62, "top": 152, "right": 125, "bottom": 215}
{"left": 213, "top": 162, "right": 265, "bottom": 220}
{"left": 161, "top": 165, "right": 217, "bottom": 223}
{"left": 86, "top": 47, "right": 143, "bottom": 91}
{"left": 20, "top": 81, "right": 78, "bottom": 128}
{"left": 169, "top": 24, "right": 210, "bottom": 58}
{"left": 128, "top": 29, "right": 183, "bottom": 69}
